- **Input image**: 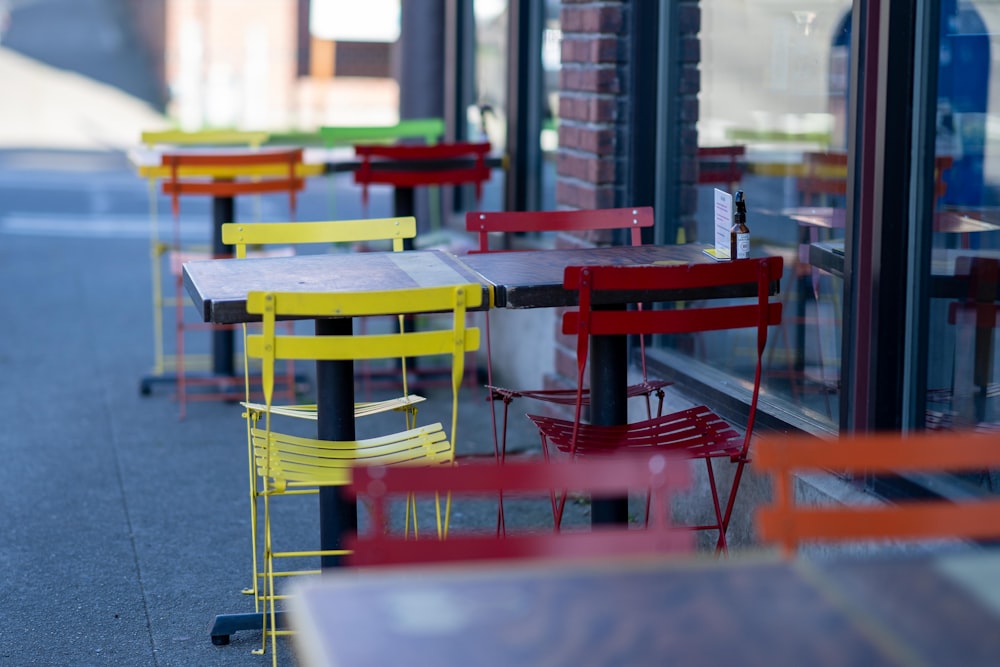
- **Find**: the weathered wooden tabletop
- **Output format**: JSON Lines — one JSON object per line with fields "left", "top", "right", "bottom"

{"left": 290, "top": 550, "right": 1000, "bottom": 667}
{"left": 460, "top": 244, "right": 764, "bottom": 308}
{"left": 184, "top": 244, "right": 776, "bottom": 323}
{"left": 183, "top": 249, "right": 490, "bottom": 324}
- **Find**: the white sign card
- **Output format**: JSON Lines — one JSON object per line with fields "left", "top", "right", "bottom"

{"left": 704, "top": 188, "right": 732, "bottom": 260}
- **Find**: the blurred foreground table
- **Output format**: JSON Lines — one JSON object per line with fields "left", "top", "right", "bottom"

{"left": 291, "top": 550, "right": 1000, "bottom": 667}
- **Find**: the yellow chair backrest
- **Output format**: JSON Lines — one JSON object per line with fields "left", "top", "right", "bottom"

{"left": 246, "top": 285, "right": 481, "bottom": 448}
{"left": 141, "top": 129, "right": 270, "bottom": 148}
{"left": 222, "top": 217, "right": 417, "bottom": 258}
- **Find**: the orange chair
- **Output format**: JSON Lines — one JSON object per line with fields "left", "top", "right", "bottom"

{"left": 529, "top": 257, "right": 784, "bottom": 551}
{"left": 465, "top": 207, "right": 671, "bottom": 464}
{"left": 755, "top": 431, "right": 1000, "bottom": 556}
{"left": 138, "top": 130, "right": 270, "bottom": 398}
{"left": 161, "top": 148, "right": 307, "bottom": 418}
{"left": 346, "top": 453, "right": 693, "bottom": 566}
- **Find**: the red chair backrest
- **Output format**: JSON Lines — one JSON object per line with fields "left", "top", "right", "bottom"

{"left": 465, "top": 207, "right": 654, "bottom": 253}
{"left": 346, "top": 454, "right": 693, "bottom": 566}
{"left": 697, "top": 145, "right": 745, "bottom": 190}
{"left": 160, "top": 147, "right": 305, "bottom": 216}
{"left": 353, "top": 141, "right": 492, "bottom": 206}
{"left": 562, "top": 257, "right": 783, "bottom": 454}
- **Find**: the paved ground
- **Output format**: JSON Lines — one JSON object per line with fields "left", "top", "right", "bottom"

{"left": 0, "top": 2, "right": 738, "bottom": 664}
{"left": 0, "top": 3, "right": 635, "bottom": 664}
{"left": 0, "top": 150, "right": 633, "bottom": 665}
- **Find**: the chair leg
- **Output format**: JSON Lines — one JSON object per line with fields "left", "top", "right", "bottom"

{"left": 253, "top": 493, "right": 274, "bottom": 658}
{"left": 175, "top": 278, "right": 187, "bottom": 420}
{"left": 488, "top": 393, "right": 507, "bottom": 536}
{"left": 719, "top": 456, "right": 749, "bottom": 551}
{"left": 703, "top": 457, "right": 728, "bottom": 553}
{"left": 539, "top": 434, "right": 569, "bottom": 529}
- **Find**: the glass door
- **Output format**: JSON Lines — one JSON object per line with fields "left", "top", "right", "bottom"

{"left": 921, "top": 1, "right": 1000, "bottom": 438}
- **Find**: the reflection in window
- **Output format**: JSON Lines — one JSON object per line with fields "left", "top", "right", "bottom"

{"left": 691, "top": 1, "right": 851, "bottom": 429}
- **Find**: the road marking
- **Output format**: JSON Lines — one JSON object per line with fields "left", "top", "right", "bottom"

{"left": 0, "top": 213, "right": 206, "bottom": 239}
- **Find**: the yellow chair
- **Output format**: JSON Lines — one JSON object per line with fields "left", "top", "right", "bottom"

{"left": 221, "top": 217, "right": 427, "bottom": 607}
{"left": 246, "top": 283, "right": 481, "bottom": 663}
{"left": 138, "top": 129, "right": 269, "bottom": 397}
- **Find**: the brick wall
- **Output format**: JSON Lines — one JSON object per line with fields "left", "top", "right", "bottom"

{"left": 556, "top": 0, "right": 627, "bottom": 212}
{"left": 544, "top": 0, "right": 702, "bottom": 412}
{"left": 677, "top": 0, "right": 701, "bottom": 241}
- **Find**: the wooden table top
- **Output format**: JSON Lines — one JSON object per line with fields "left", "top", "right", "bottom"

{"left": 289, "top": 550, "right": 1000, "bottom": 667}
{"left": 460, "top": 244, "right": 756, "bottom": 308}
{"left": 183, "top": 244, "right": 779, "bottom": 323}
{"left": 183, "top": 249, "right": 490, "bottom": 325}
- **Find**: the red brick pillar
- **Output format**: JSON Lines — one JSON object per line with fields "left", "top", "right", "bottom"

{"left": 544, "top": 1, "right": 702, "bottom": 411}
{"left": 556, "top": 1, "right": 626, "bottom": 211}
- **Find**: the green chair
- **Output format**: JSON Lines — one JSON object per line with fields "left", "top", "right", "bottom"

{"left": 318, "top": 118, "right": 445, "bottom": 148}
{"left": 318, "top": 118, "right": 445, "bottom": 224}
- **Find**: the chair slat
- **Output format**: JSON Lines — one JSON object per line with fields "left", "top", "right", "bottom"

{"left": 755, "top": 431, "right": 1000, "bottom": 553}
{"left": 347, "top": 455, "right": 694, "bottom": 566}
{"left": 758, "top": 499, "right": 1000, "bottom": 544}
{"left": 466, "top": 207, "right": 653, "bottom": 244}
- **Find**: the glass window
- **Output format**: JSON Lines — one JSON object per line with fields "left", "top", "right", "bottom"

{"left": 471, "top": 0, "right": 559, "bottom": 214}
{"left": 471, "top": 1, "right": 508, "bottom": 146}
{"left": 923, "top": 1, "right": 1000, "bottom": 443}
{"left": 689, "top": 1, "right": 853, "bottom": 430}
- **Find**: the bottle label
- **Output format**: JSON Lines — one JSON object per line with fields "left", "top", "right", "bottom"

{"left": 735, "top": 233, "right": 750, "bottom": 259}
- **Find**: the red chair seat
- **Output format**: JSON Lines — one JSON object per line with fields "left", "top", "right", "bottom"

{"left": 528, "top": 406, "right": 742, "bottom": 460}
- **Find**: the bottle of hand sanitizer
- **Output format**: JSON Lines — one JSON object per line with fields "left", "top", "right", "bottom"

{"left": 729, "top": 190, "right": 750, "bottom": 260}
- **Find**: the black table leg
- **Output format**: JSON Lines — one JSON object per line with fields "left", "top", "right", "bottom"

{"left": 316, "top": 316, "right": 357, "bottom": 567}
{"left": 393, "top": 186, "right": 416, "bottom": 251}
{"left": 590, "top": 306, "right": 629, "bottom": 525}
{"left": 212, "top": 195, "right": 236, "bottom": 377}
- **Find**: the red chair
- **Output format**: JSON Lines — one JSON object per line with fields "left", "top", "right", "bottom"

{"left": 528, "top": 257, "right": 784, "bottom": 551}
{"left": 161, "top": 148, "right": 307, "bottom": 418}
{"left": 465, "top": 207, "right": 672, "bottom": 464}
{"left": 346, "top": 454, "right": 693, "bottom": 566}
{"left": 353, "top": 141, "right": 493, "bottom": 393}
{"left": 353, "top": 140, "right": 492, "bottom": 214}
{"left": 697, "top": 145, "right": 745, "bottom": 192}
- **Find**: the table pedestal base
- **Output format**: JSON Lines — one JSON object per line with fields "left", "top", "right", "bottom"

{"left": 209, "top": 610, "right": 288, "bottom": 645}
